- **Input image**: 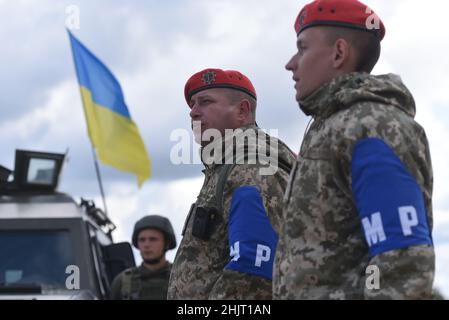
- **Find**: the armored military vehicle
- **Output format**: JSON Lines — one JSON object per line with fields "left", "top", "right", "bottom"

{"left": 0, "top": 149, "right": 135, "bottom": 299}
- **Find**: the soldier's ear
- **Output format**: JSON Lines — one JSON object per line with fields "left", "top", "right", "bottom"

{"left": 237, "top": 99, "right": 251, "bottom": 122}
{"left": 332, "top": 38, "right": 351, "bottom": 69}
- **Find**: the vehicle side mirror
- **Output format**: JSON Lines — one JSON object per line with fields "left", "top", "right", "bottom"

{"left": 102, "top": 242, "right": 136, "bottom": 284}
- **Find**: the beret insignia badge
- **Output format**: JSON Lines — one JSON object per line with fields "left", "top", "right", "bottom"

{"left": 201, "top": 71, "right": 217, "bottom": 85}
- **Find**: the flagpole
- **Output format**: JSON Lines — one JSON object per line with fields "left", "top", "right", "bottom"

{"left": 90, "top": 146, "right": 109, "bottom": 217}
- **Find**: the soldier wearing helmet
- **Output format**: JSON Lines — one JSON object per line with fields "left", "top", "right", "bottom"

{"left": 109, "top": 215, "right": 176, "bottom": 300}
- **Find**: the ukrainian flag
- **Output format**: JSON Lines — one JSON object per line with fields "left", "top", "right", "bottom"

{"left": 68, "top": 31, "right": 150, "bottom": 187}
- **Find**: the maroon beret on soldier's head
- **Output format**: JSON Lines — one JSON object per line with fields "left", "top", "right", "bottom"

{"left": 294, "top": 0, "right": 386, "bottom": 41}
{"left": 184, "top": 68, "right": 257, "bottom": 105}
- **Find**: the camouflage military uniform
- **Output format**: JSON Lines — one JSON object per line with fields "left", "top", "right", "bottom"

{"left": 274, "top": 73, "right": 435, "bottom": 300}
{"left": 168, "top": 124, "right": 295, "bottom": 299}
{"left": 109, "top": 262, "right": 172, "bottom": 300}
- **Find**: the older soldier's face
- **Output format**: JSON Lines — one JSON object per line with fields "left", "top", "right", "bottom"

{"left": 189, "top": 88, "right": 241, "bottom": 144}
{"left": 286, "top": 27, "right": 336, "bottom": 101}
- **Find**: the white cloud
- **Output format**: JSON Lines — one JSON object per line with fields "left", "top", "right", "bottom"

{"left": 0, "top": 81, "right": 83, "bottom": 142}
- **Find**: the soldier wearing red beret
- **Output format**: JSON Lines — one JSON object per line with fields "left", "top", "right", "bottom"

{"left": 167, "top": 68, "right": 295, "bottom": 299}
{"left": 274, "top": 0, "right": 435, "bottom": 299}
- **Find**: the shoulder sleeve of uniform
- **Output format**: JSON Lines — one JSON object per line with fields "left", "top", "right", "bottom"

{"left": 224, "top": 185, "right": 278, "bottom": 280}
{"left": 352, "top": 138, "right": 433, "bottom": 257}
{"left": 330, "top": 103, "right": 430, "bottom": 182}
{"left": 223, "top": 164, "right": 287, "bottom": 233}
{"left": 352, "top": 138, "right": 434, "bottom": 299}
{"left": 121, "top": 266, "right": 138, "bottom": 276}
{"left": 329, "top": 106, "right": 435, "bottom": 298}
{"left": 209, "top": 269, "right": 273, "bottom": 299}
{"left": 330, "top": 105, "right": 433, "bottom": 232}
{"left": 331, "top": 108, "right": 433, "bottom": 253}
{"left": 364, "top": 244, "right": 435, "bottom": 299}
{"left": 109, "top": 272, "right": 124, "bottom": 300}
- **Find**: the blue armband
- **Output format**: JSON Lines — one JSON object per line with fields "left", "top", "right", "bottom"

{"left": 352, "top": 138, "right": 432, "bottom": 257}
{"left": 225, "top": 186, "right": 278, "bottom": 279}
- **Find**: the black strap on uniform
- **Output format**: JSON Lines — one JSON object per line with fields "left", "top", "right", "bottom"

{"left": 215, "top": 164, "right": 235, "bottom": 214}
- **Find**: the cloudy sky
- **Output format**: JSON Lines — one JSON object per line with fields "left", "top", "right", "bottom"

{"left": 1, "top": 0, "right": 448, "bottom": 297}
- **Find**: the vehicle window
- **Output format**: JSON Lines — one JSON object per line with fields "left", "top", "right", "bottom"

{"left": 27, "top": 158, "right": 57, "bottom": 185}
{"left": 0, "top": 230, "right": 76, "bottom": 288}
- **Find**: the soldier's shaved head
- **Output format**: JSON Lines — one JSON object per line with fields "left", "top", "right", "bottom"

{"left": 322, "top": 26, "right": 381, "bottom": 73}
{"left": 223, "top": 89, "right": 257, "bottom": 123}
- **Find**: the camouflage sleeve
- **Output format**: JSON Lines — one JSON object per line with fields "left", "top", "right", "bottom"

{"left": 208, "top": 164, "right": 288, "bottom": 300}
{"left": 331, "top": 104, "right": 435, "bottom": 299}
{"left": 108, "top": 273, "right": 123, "bottom": 300}
{"left": 209, "top": 269, "right": 273, "bottom": 300}
{"left": 222, "top": 164, "right": 288, "bottom": 234}
{"left": 364, "top": 244, "right": 435, "bottom": 299}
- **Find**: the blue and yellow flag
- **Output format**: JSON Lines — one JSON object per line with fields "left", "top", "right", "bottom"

{"left": 68, "top": 31, "right": 150, "bottom": 187}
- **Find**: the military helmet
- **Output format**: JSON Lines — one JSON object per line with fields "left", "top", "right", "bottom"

{"left": 132, "top": 215, "right": 176, "bottom": 250}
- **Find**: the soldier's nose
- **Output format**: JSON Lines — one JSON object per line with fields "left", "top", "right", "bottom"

{"left": 285, "top": 55, "right": 296, "bottom": 71}
{"left": 190, "top": 105, "right": 201, "bottom": 120}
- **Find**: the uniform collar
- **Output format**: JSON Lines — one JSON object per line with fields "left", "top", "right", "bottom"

{"left": 200, "top": 123, "right": 258, "bottom": 170}
{"left": 139, "top": 261, "right": 171, "bottom": 277}
{"left": 298, "top": 72, "right": 366, "bottom": 119}
{"left": 298, "top": 72, "right": 416, "bottom": 120}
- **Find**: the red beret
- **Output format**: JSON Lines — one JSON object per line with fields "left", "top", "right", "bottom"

{"left": 294, "top": 0, "right": 385, "bottom": 41}
{"left": 184, "top": 68, "right": 257, "bottom": 105}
